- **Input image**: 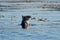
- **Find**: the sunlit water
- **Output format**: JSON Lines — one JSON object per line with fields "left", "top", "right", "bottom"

{"left": 0, "top": 2, "right": 60, "bottom": 40}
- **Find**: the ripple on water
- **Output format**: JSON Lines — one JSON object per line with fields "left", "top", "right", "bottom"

{"left": 0, "top": 34, "right": 11, "bottom": 40}
{"left": 46, "top": 37, "right": 55, "bottom": 39}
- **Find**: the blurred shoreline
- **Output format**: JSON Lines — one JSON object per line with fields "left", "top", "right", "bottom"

{"left": 0, "top": 2, "right": 60, "bottom": 12}
{"left": 0, "top": 0, "right": 60, "bottom": 3}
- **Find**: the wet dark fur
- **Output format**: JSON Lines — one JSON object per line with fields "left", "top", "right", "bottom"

{"left": 21, "top": 16, "right": 31, "bottom": 29}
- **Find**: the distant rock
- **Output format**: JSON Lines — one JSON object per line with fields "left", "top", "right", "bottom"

{"left": 37, "top": 18, "right": 47, "bottom": 22}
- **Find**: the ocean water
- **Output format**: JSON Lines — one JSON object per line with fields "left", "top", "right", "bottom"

{"left": 0, "top": 2, "right": 60, "bottom": 40}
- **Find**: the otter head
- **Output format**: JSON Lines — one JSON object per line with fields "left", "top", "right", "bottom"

{"left": 22, "top": 16, "right": 31, "bottom": 21}
{"left": 21, "top": 15, "right": 31, "bottom": 29}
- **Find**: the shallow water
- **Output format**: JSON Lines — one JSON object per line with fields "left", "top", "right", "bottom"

{"left": 0, "top": 2, "right": 60, "bottom": 40}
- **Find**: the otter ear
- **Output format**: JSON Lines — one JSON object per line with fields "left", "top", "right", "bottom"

{"left": 22, "top": 16, "right": 24, "bottom": 18}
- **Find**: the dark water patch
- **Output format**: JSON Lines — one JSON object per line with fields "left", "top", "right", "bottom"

{"left": 49, "top": 26, "right": 60, "bottom": 28}
{"left": 0, "top": 31, "right": 5, "bottom": 34}
{"left": 51, "top": 23, "right": 60, "bottom": 25}
{"left": 11, "top": 32, "right": 19, "bottom": 34}
{"left": 24, "top": 34, "right": 32, "bottom": 37}
{"left": 18, "top": 33, "right": 25, "bottom": 35}
{"left": 0, "top": 8, "right": 19, "bottom": 11}
{"left": 46, "top": 36, "right": 56, "bottom": 39}
{"left": 18, "top": 33, "right": 26, "bottom": 36}
{"left": 53, "top": 20, "right": 60, "bottom": 22}
{"left": 0, "top": 5, "right": 10, "bottom": 7}
{"left": 0, "top": 9, "right": 7, "bottom": 12}
{"left": 0, "top": 28, "right": 20, "bottom": 30}
{"left": 8, "top": 8, "right": 21, "bottom": 10}
{"left": 0, "top": 14, "right": 5, "bottom": 18}
{"left": 55, "top": 8, "right": 60, "bottom": 11}
{"left": 43, "top": 34, "right": 49, "bottom": 37}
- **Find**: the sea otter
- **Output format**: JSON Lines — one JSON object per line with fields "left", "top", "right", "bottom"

{"left": 21, "top": 16, "right": 31, "bottom": 29}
